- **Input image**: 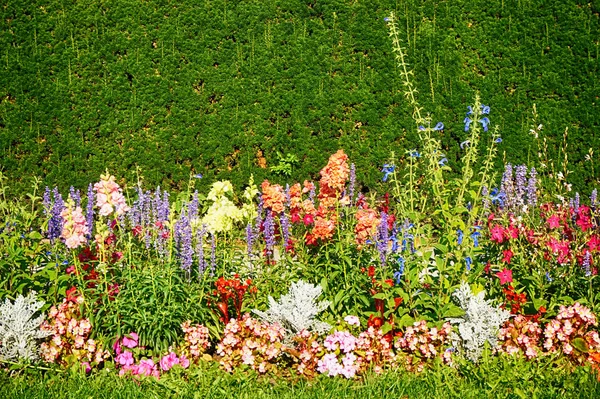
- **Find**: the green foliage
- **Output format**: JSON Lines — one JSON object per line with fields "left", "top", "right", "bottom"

{"left": 99, "top": 262, "right": 210, "bottom": 354}
{"left": 1, "top": 1, "right": 599, "bottom": 196}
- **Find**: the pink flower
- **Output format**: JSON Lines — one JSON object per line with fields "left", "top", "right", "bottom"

{"left": 159, "top": 352, "right": 179, "bottom": 371}
{"left": 116, "top": 351, "right": 134, "bottom": 367}
{"left": 496, "top": 268, "right": 513, "bottom": 285}
{"left": 546, "top": 214, "right": 561, "bottom": 229}
{"left": 490, "top": 225, "right": 505, "bottom": 243}
{"left": 501, "top": 249, "right": 514, "bottom": 264}
{"left": 122, "top": 332, "right": 139, "bottom": 348}
{"left": 136, "top": 359, "right": 159, "bottom": 377}
{"left": 179, "top": 355, "right": 190, "bottom": 369}
{"left": 81, "top": 361, "right": 91, "bottom": 373}
{"left": 344, "top": 315, "right": 360, "bottom": 327}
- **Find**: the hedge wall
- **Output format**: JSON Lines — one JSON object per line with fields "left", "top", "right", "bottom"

{"left": 1, "top": 0, "right": 599, "bottom": 195}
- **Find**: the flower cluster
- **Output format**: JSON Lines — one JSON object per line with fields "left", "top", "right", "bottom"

{"left": 93, "top": 172, "right": 130, "bottom": 217}
{"left": 497, "top": 315, "right": 542, "bottom": 359}
{"left": 216, "top": 314, "right": 286, "bottom": 374}
{"left": 354, "top": 208, "right": 380, "bottom": 247}
{"left": 60, "top": 199, "right": 89, "bottom": 249}
{"left": 394, "top": 320, "right": 454, "bottom": 371}
{"left": 542, "top": 303, "right": 600, "bottom": 364}
{"left": 202, "top": 181, "right": 247, "bottom": 233}
{"left": 180, "top": 321, "right": 211, "bottom": 360}
{"left": 209, "top": 275, "right": 255, "bottom": 325}
{"left": 261, "top": 180, "right": 286, "bottom": 214}
{"left": 40, "top": 291, "right": 109, "bottom": 370}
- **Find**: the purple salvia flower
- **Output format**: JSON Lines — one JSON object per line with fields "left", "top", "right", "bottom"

{"left": 85, "top": 184, "right": 95, "bottom": 240}
{"left": 210, "top": 233, "right": 216, "bottom": 277}
{"left": 574, "top": 192, "right": 580, "bottom": 213}
{"left": 188, "top": 191, "right": 199, "bottom": 221}
{"left": 377, "top": 211, "right": 389, "bottom": 267}
{"left": 263, "top": 210, "right": 276, "bottom": 257}
{"left": 160, "top": 191, "right": 170, "bottom": 222}
{"left": 526, "top": 167, "right": 538, "bottom": 207}
{"left": 583, "top": 251, "right": 592, "bottom": 277}
{"left": 514, "top": 165, "right": 527, "bottom": 209}
{"left": 43, "top": 187, "right": 52, "bottom": 216}
{"left": 255, "top": 196, "right": 264, "bottom": 232}
{"left": 47, "top": 188, "right": 64, "bottom": 242}
{"left": 180, "top": 213, "right": 194, "bottom": 278}
{"left": 348, "top": 163, "right": 356, "bottom": 206}
{"left": 590, "top": 189, "right": 597, "bottom": 209}
{"left": 309, "top": 184, "right": 315, "bottom": 201}
{"left": 481, "top": 185, "right": 490, "bottom": 210}
{"left": 196, "top": 225, "right": 207, "bottom": 277}
{"left": 500, "top": 164, "right": 514, "bottom": 210}
{"left": 246, "top": 222, "right": 254, "bottom": 259}
{"left": 69, "top": 186, "right": 81, "bottom": 207}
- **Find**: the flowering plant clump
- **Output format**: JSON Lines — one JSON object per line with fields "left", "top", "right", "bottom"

{"left": 542, "top": 303, "right": 600, "bottom": 365}
{"left": 497, "top": 315, "right": 543, "bottom": 359}
{"left": 180, "top": 321, "right": 211, "bottom": 361}
{"left": 40, "top": 290, "right": 109, "bottom": 370}
{"left": 60, "top": 199, "right": 89, "bottom": 249}
{"left": 394, "top": 320, "right": 454, "bottom": 372}
{"left": 93, "top": 172, "right": 130, "bottom": 217}
{"left": 209, "top": 275, "right": 256, "bottom": 325}
{"left": 215, "top": 314, "right": 286, "bottom": 374}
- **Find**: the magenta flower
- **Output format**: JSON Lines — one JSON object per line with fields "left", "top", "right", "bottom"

{"left": 116, "top": 351, "right": 134, "bottom": 367}
{"left": 159, "top": 352, "right": 180, "bottom": 371}
{"left": 496, "top": 268, "right": 513, "bottom": 285}
{"left": 122, "top": 332, "right": 139, "bottom": 348}
{"left": 136, "top": 359, "right": 159, "bottom": 377}
{"left": 179, "top": 355, "right": 190, "bottom": 369}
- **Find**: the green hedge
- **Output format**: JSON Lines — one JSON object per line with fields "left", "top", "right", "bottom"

{"left": 1, "top": 0, "right": 598, "bottom": 195}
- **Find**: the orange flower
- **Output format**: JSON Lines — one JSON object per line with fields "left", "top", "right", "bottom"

{"left": 312, "top": 216, "right": 336, "bottom": 241}
{"left": 261, "top": 180, "right": 286, "bottom": 214}
{"left": 355, "top": 208, "right": 380, "bottom": 247}
{"left": 289, "top": 183, "right": 302, "bottom": 211}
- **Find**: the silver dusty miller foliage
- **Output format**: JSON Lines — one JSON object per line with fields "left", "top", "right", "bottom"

{"left": 446, "top": 282, "right": 511, "bottom": 363}
{"left": 0, "top": 292, "right": 52, "bottom": 362}
{"left": 253, "top": 280, "right": 331, "bottom": 341}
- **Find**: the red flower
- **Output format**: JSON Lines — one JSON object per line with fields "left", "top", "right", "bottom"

{"left": 502, "top": 249, "right": 514, "bottom": 264}
{"left": 588, "top": 235, "right": 600, "bottom": 252}
{"left": 496, "top": 268, "right": 513, "bottom": 285}
{"left": 490, "top": 225, "right": 505, "bottom": 243}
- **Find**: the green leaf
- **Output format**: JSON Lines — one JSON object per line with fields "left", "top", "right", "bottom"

{"left": 572, "top": 337, "right": 589, "bottom": 353}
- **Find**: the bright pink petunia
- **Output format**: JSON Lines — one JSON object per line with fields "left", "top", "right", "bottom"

{"left": 502, "top": 249, "right": 514, "bottom": 264}
{"left": 546, "top": 214, "right": 561, "bottom": 229}
{"left": 490, "top": 225, "right": 505, "bottom": 243}
{"left": 496, "top": 268, "right": 513, "bottom": 285}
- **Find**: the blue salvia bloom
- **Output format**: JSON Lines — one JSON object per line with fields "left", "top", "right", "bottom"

{"left": 495, "top": 137, "right": 503, "bottom": 143}
{"left": 418, "top": 125, "right": 426, "bottom": 131}
{"left": 457, "top": 229, "right": 464, "bottom": 245}
{"left": 409, "top": 150, "right": 421, "bottom": 158}
{"left": 465, "top": 256, "right": 472, "bottom": 271}
{"left": 479, "top": 117, "right": 490, "bottom": 132}
{"left": 86, "top": 184, "right": 95, "bottom": 239}
{"left": 471, "top": 227, "right": 481, "bottom": 247}
{"left": 246, "top": 223, "right": 254, "bottom": 259}
{"left": 188, "top": 191, "right": 199, "bottom": 221}
{"left": 434, "top": 122, "right": 444, "bottom": 131}
{"left": 69, "top": 186, "right": 81, "bottom": 207}
{"left": 381, "top": 164, "right": 395, "bottom": 182}
{"left": 546, "top": 272, "right": 553, "bottom": 282}
{"left": 527, "top": 167, "right": 538, "bottom": 207}
{"left": 43, "top": 187, "right": 52, "bottom": 215}
{"left": 466, "top": 106, "right": 473, "bottom": 115}
{"left": 264, "top": 210, "right": 276, "bottom": 257}
{"left": 464, "top": 117, "right": 472, "bottom": 132}
{"left": 210, "top": 233, "right": 216, "bottom": 277}
{"left": 401, "top": 219, "right": 415, "bottom": 253}
{"left": 348, "top": 163, "right": 356, "bottom": 205}
{"left": 390, "top": 224, "right": 399, "bottom": 253}
{"left": 590, "top": 189, "right": 597, "bottom": 209}
{"left": 460, "top": 140, "right": 470, "bottom": 149}
{"left": 309, "top": 184, "right": 315, "bottom": 201}
{"left": 280, "top": 212, "right": 290, "bottom": 249}
{"left": 175, "top": 209, "right": 193, "bottom": 277}
{"left": 481, "top": 105, "right": 490, "bottom": 114}
{"left": 196, "top": 225, "right": 207, "bottom": 277}
{"left": 377, "top": 211, "right": 389, "bottom": 267}
{"left": 481, "top": 185, "right": 490, "bottom": 209}
{"left": 500, "top": 164, "right": 514, "bottom": 209}
{"left": 394, "top": 256, "right": 405, "bottom": 285}
{"left": 439, "top": 157, "right": 448, "bottom": 167}
{"left": 285, "top": 184, "right": 291, "bottom": 209}
{"left": 583, "top": 251, "right": 592, "bottom": 277}
{"left": 515, "top": 165, "right": 528, "bottom": 208}
{"left": 48, "top": 188, "right": 64, "bottom": 241}
{"left": 490, "top": 188, "right": 506, "bottom": 208}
